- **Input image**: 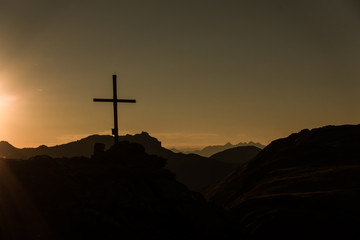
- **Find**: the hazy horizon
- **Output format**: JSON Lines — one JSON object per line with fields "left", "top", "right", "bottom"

{"left": 1, "top": 129, "right": 267, "bottom": 150}
{"left": 1, "top": 0, "right": 360, "bottom": 148}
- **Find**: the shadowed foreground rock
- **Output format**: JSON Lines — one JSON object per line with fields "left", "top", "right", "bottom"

{"left": 206, "top": 125, "right": 360, "bottom": 239}
{"left": 1, "top": 142, "right": 234, "bottom": 240}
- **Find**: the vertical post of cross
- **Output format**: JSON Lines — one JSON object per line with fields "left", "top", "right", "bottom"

{"left": 93, "top": 74, "right": 136, "bottom": 145}
{"left": 112, "top": 75, "right": 119, "bottom": 144}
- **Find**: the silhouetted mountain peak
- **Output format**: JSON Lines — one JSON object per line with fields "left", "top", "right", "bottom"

{"left": 123, "top": 131, "right": 162, "bottom": 149}
{"left": 0, "top": 141, "right": 24, "bottom": 159}
{"left": 140, "top": 131, "right": 150, "bottom": 136}
{"left": 78, "top": 134, "right": 113, "bottom": 143}
{"left": 0, "top": 141, "right": 13, "bottom": 146}
{"left": 0, "top": 132, "right": 242, "bottom": 192}
{"left": 0, "top": 141, "right": 17, "bottom": 153}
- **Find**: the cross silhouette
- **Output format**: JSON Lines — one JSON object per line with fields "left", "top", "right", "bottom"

{"left": 93, "top": 74, "right": 136, "bottom": 144}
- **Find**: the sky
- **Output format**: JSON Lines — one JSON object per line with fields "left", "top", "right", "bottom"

{"left": 1, "top": 0, "right": 360, "bottom": 149}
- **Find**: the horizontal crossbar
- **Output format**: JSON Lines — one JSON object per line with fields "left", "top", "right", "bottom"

{"left": 93, "top": 98, "right": 136, "bottom": 103}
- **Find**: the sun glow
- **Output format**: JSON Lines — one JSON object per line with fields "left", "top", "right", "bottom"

{"left": 0, "top": 95, "right": 17, "bottom": 107}
{"left": 0, "top": 74, "right": 18, "bottom": 141}
{"left": 0, "top": 75, "right": 17, "bottom": 109}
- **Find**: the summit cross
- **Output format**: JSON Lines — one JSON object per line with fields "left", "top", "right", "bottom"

{"left": 93, "top": 74, "right": 136, "bottom": 144}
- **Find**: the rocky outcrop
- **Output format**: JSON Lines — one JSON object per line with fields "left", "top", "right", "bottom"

{"left": 206, "top": 125, "right": 360, "bottom": 239}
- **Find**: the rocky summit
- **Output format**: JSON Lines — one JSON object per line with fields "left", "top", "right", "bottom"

{"left": 0, "top": 141, "right": 231, "bottom": 240}
{"left": 0, "top": 132, "right": 243, "bottom": 192}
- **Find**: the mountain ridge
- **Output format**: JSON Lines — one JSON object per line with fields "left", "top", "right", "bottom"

{"left": 0, "top": 132, "right": 243, "bottom": 192}
{"left": 1, "top": 133, "right": 265, "bottom": 159}
{"left": 173, "top": 141, "right": 265, "bottom": 157}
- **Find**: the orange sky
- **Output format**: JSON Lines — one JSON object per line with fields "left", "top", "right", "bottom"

{"left": 1, "top": 0, "right": 360, "bottom": 149}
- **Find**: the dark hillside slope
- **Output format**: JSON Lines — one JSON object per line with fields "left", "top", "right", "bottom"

{"left": 0, "top": 142, "right": 232, "bottom": 240}
{"left": 210, "top": 146, "right": 261, "bottom": 165}
{"left": 189, "top": 142, "right": 265, "bottom": 157}
{"left": 206, "top": 125, "right": 360, "bottom": 239}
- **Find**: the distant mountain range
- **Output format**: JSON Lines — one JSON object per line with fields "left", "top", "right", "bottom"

{"left": 0, "top": 133, "right": 159, "bottom": 159}
{"left": 172, "top": 141, "right": 265, "bottom": 157}
{"left": 0, "top": 132, "right": 258, "bottom": 192}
